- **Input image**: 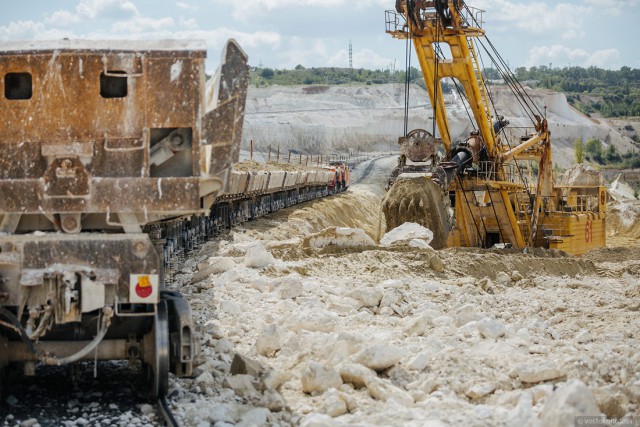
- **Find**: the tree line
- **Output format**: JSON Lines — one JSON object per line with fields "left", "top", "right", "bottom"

{"left": 251, "top": 65, "right": 640, "bottom": 119}
{"left": 574, "top": 137, "right": 640, "bottom": 170}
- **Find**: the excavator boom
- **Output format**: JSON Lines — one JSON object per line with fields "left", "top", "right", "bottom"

{"left": 383, "top": 0, "right": 606, "bottom": 254}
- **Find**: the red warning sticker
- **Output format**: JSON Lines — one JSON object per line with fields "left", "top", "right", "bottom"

{"left": 129, "top": 274, "right": 159, "bottom": 303}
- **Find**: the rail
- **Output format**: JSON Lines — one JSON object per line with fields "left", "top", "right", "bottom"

{"left": 158, "top": 395, "right": 180, "bottom": 427}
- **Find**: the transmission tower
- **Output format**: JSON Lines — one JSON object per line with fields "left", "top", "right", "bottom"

{"left": 349, "top": 40, "right": 353, "bottom": 69}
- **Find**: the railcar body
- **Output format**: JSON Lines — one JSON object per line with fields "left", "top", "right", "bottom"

{"left": 0, "top": 39, "right": 249, "bottom": 397}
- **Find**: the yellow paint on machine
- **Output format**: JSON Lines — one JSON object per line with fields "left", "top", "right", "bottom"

{"left": 541, "top": 213, "right": 607, "bottom": 255}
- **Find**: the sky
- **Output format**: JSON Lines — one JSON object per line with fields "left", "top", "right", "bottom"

{"left": 1, "top": 0, "right": 639, "bottom": 74}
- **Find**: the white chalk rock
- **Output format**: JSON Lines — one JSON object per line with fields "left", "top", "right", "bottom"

{"left": 507, "top": 392, "right": 539, "bottom": 427}
{"left": 477, "top": 317, "right": 506, "bottom": 339}
{"left": 223, "top": 374, "right": 257, "bottom": 397}
{"left": 237, "top": 408, "right": 270, "bottom": 427}
{"left": 575, "top": 329, "right": 593, "bottom": 343}
{"left": 255, "top": 324, "right": 282, "bottom": 357}
{"left": 214, "top": 269, "right": 243, "bottom": 287}
{"left": 454, "top": 304, "right": 483, "bottom": 327}
{"left": 531, "top": 383, "right": 554, "bottom": 405}
{"left": 300, "top": 413, "right": 339, "bottom": 427}
{"left": 515, "top": 363, "right": 565, "bottom": 383}
{"left": 466, "top": 382, "right": 496, "bottom": 400}
{"left": 339, "top": 363, "right": 376, "bottom": 388}
{"left": 289, "top": 308, "right": 338, "bottom": 333}
{"left": 352, "top": 344, "right": 403, "bottom": 371}
{"left": 192, "top": 257, "right": 237, "bottom": 284}
{"left": 263, "top": 369, "right": 290, "bottom": 391}
{"left": 204, "top": 256, "right": 236, "bottom": 273}
{"left": 496, "top": 271, "right": 512, "bottom": 286}
{"left": 244, "top": 242, "right": 275, "bottom": 268}
{"left": 219, "top": 300, "right": 242, "bottom": 316}
{"left": 380, "top": 289, "right": 409, "bottom": 317}
{"left": 279, "top": 279, "right": 304, "bottom": 300}
{"left": 194, "top": 371, "right": 215, "bottom": 386}
{"left": 365, "top": 377, "right": 414, "bottom": 406}
{"left": 407, "top": 351, "right": 430, "bottom": 371}
{"left": 432, "top": 315, "right": 455, "bottom": 328}
{"left": 380, "top": 222, "right": 433, "bottom": 247}
{"left": 409, "top": 239, "right": 432, "bottom": 249}
{"left": 346, "top": 288, "right": 383, "bottom": 308}
{"left": 540, "top": 380, "right": 602, "bottom": 427}
{"left": 321, "top": 389, "right": 348, "bottom": 417}
{"left": 303, "top": 227, "right": 375, "bottom": 249}
{"left": 260, "top": 389, "right": 287, "bottom": 412}
{"left": 301, "top": 361, "right": 343, "bottom": 394}
{"left": 403, "top": 313, "right": 434, "bottom": 336}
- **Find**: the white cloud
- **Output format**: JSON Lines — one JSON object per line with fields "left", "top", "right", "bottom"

{"left": 179, "top": 17, "right": 199, "bottom": 30}
{"left": 112, "top": 16, "right": 175, "bottom": 33}
{"left": 526, "top": 44, "right": 621, "bottom": 68}
{"left": 0, "top": 20, "right": 75, "bottom": 40}
{"left": 46, "top": 10, "right": 81, "bottom": 26}
{"left": 176, "top": 1, "right": 199, "bottom": 11}
{"left": 77, "top": 0, "right": 139, "bottom": 20}
{"left": 280, "top": 36, "right": 329, "bottom": 67}
{"left": 272, "top": 36, "right": 393, "bottom": 69}
{"left": 327, "top": 48, "right": 393, "bottom": 70}
{"left": 584, "top": 0, "right": 640, "bottom": 15}
{"left": 474, "top": 1, "right": 591, "bottom": 39}
{"left": 584, "top": 48, "right": 621, "bottom": 67}
{"left": 214, "top": 0, "right": 387, "bottom": 22}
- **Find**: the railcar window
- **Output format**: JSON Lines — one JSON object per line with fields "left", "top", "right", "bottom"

{"left": 4, "top": 72, "right": 32, "bottom": 100}
{"left": 100, "top": 71, "right": 128, "bottom": 98}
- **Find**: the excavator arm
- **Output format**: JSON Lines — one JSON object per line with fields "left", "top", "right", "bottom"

{"left": 392, "top": 0, "right": 498, "bottom": 158}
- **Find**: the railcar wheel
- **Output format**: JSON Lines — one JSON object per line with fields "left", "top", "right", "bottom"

{"left": 146, "top": 300, "right": 170, "bottom": 399}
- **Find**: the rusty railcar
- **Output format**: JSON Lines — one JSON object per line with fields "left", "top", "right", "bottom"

{"left": 0, "top": 39, "right": 249, "bottom": 398}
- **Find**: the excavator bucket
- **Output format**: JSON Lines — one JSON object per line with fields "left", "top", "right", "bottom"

{"left": 202, "top": 39, "right": 249, "bottom": 182}
{"left": 381, "top": 176, "right": 451, "bottom": 249}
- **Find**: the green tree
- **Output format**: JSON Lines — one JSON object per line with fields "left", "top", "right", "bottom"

{"left": 606, "top": 144, "right": 622, "bottom": 163}
{"left": 260, "top": 68, "right": 275, "bottom": 78}
{"left": 574, "top": 138, "right": 584, "bottom": 164}
{"left": 585, "top": 138, "right": 603, "bottom": 163}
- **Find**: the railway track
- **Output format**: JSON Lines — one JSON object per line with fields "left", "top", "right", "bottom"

{"left": 158, "top": 396, "right": 179, "bottom": 426}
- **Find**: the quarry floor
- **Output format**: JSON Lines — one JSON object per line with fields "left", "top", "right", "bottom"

{"left": 167, "top": 156, "right": 640, "bottom": 426}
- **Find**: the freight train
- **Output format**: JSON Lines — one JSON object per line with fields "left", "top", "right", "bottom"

{"left": 0, "top": 39, "right": 250, "bottom": 399}
{"left": 154, "top": 160, "right": 351, "bottom": 285}
{"left": 0, "top": 39, "right": 351, "bottom": 400}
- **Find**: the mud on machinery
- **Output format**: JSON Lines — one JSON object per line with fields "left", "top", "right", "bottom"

{"left": 0, "top": 39, "right": 249, "bottom": 398}
{"left": 383, "top": 0, "right": 607, "bottom": 255}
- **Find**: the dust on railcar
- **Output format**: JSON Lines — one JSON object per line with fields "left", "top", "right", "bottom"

{"left": 0, "top": 38, "right": 249, "bottom": 398}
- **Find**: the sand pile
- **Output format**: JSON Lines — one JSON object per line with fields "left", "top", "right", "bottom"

{"left": 608, "top": 174, "right": 637, "bottom": 200}
{"left": 242, "top": 190, "right": 385, "bottom": 243}
{"left": 557, "top": 164, "right": 603, "bottom": 187}
{"left": 607, "top": 200, "right": 640, "bottom": 239}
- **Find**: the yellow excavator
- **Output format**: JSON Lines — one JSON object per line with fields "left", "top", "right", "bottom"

{"left": 382, "top": 0, "right": 606, "bottom": 255}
